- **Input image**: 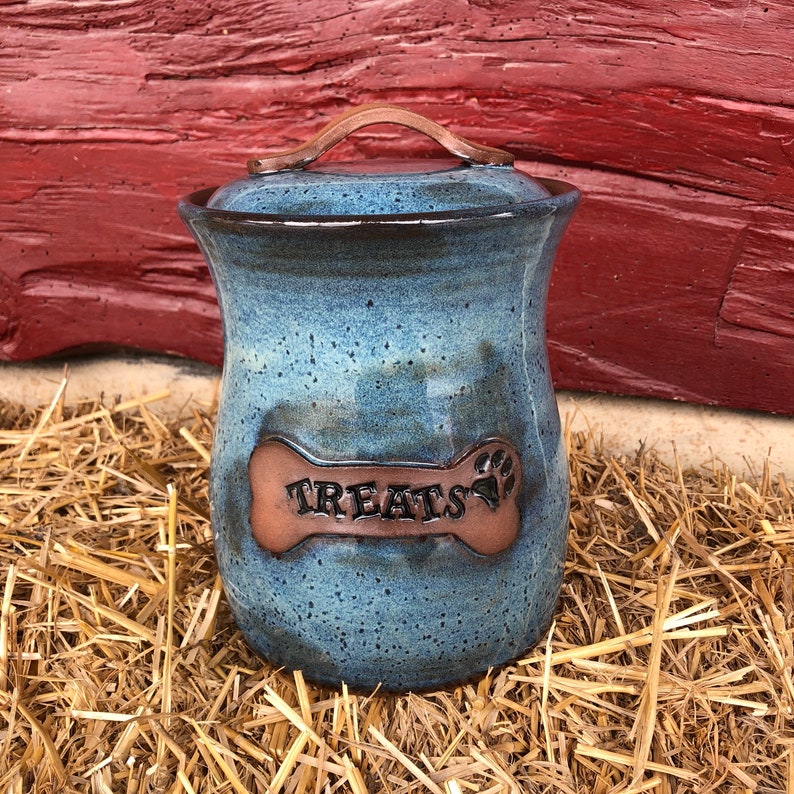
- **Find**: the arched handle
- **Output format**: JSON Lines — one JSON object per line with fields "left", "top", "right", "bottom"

{"left": 247, "top": 103, "right": 515, "bottom": 174}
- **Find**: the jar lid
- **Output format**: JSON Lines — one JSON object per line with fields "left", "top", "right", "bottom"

{"left": 205, "top": 104, "right": 552, "bottom": 218}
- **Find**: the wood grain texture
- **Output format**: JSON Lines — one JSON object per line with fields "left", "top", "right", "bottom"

{"left": 1, "top": 0, "right": 793, "bottom": 413}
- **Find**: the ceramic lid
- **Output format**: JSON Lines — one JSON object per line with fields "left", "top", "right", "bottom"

{"left": 206, "top": 104, "right": 551, "bottom": 217}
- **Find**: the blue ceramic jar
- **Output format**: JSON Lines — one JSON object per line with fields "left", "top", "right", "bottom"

{"left": 179, "top": 105, "right": 579, "bottom": 690}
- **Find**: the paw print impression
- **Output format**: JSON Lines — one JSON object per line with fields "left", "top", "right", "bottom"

{"left": 471, "top": 447, "right": 517, "bottom": 508}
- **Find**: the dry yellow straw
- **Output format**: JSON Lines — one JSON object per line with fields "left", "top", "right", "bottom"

{"left": 154, "top": 482, "right": 179, "bottom": 776}
{"left": 0, "top": 389, "right": 790, "bottom": 792}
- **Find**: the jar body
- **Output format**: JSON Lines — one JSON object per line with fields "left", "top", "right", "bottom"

{"left": 179, "top": 186, "right": 578, "bottom": 690}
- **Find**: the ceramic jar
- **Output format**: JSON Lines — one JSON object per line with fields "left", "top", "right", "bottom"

{"left": 179, "top": 104, "right": 579, "bottom": 690}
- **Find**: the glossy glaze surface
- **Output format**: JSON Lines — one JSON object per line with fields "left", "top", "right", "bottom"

{"left": 207, "top": 159, "right": 551, "bottom": 216}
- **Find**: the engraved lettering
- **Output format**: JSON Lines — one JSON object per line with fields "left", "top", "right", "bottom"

{"left": 314, "top": 481, "right": 344, "bottom": 517}
{"left": 383, "top": 486, "right": 416, "bottom": 520}
{"left": 411, "top": 484, "right": 443, "bottom": 523}
{"left": 249, "top": 438, "right": 523, "bottom": 555}
{"left": 443, "top": 485, "right": 468, "bottom": 520}
{"left": 346, "top": 481, "right": 381, "bottom": 520}
{"left": 285, "top": 478, "right": 314, "bottom": 515}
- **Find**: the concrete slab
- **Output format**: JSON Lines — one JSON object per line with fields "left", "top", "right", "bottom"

{"left": 1, "top": 355, "right": 791, "bottom": 476}
{"left": 556, "top": 392, "right": 792, "bottom": 478}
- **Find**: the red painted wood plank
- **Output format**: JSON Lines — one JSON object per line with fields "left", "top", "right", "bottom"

{"left": 3, "top": 6, "right": 792, "bottom": 205}
{"left": 1, "top": 0, "right": 793, "bottom": 414}
{"left": 538, "top": 164, "right": 794, "bottom": 411}
{"left": 719, "top": 224, "right": 794, "bottom": 339}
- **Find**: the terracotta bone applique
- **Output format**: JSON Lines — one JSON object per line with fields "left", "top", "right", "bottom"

{"left": 248, "top": 438, "right": 523, "bottom": 555}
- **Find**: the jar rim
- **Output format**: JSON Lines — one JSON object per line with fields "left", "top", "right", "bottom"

{"left": 179, "top": 178, "right": 579, "bottom": 228}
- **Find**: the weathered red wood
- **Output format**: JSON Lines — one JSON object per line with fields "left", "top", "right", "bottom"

{"left": 719, "top": 223, "right": 794, "bottom": 339}
{"left": 538, "top": 165, "right": 794, "bottom": 411}
{"left": 1, "top": 0, "right": 793, "bottom": 413}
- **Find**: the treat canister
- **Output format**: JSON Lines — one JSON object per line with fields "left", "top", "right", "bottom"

{"left": 178, "top": 104, "right": 580, "bottom": 690}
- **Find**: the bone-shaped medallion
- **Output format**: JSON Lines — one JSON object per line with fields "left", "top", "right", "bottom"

{"left": 248, "top": 438, "right": 522, "bottom": 555}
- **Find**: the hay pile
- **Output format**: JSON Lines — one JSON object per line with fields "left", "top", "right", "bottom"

{"left": 0, "top": 375, "right": 791, "bottom": 793}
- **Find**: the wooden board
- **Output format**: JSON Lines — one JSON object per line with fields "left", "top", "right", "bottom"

{"left": 2, "top": 0, "right": 793, "bottom": 414}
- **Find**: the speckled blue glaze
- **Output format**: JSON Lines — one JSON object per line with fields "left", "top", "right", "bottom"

{"left": 178, "top": 160, "right": 579, "bottom": 691}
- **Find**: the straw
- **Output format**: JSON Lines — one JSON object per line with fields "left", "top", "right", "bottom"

{"left": 0, "top": 388, "right": 791, "bottom": 792}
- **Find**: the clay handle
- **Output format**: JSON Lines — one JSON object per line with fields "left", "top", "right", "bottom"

{"left": 247, "top": 103, "right": 515, "bottom": 174}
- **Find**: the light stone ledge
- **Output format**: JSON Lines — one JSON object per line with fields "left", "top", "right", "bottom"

{"left": 2, "top": 355, "right": 791, "bottom": 476}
